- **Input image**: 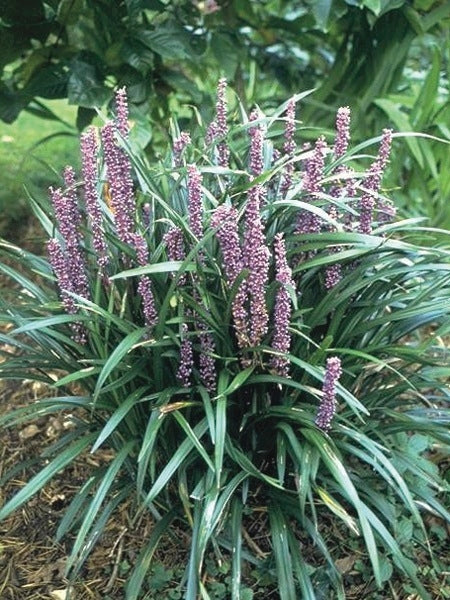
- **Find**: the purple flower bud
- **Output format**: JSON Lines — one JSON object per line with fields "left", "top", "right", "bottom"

{"left": 334, "top": 107, "right": 351, "bottom": 159}
{"left": 212, "top": 204, "right": 249, "bottom": 348}
{"left": 187, "top": 165, "right": 203, "bottom": 240}
{"left": 280, "top": 98, "right": 297, "bottom": 195}
{"left": 315, "top": 357, "right": 342, "bottom": 431}
{"left": 177, "top": 324, "right": 193, "bottom": 387}
{"left": 270, "top": 234, "right": 295, "bottom": 377}
{"left": 81, "top": 127, "right": 109, "bottom": 273}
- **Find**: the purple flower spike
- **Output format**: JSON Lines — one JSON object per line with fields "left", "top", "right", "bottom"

{"left": 281, "top": 98, "right": 297, "bottom": 195}
{"left": 142, "top": 202, "right": 152, "bottom": 229}
{"left": 177, "top": 324, "right": 193, "bottom": 387}
{"left": 198, "top": 321, "right": 217, "bottom": 393}
{"left": 48, "top": 238, "right": 87, "bottom": 344}
{"left": 101, "top": 121, "right": 136, "bottom": 245}
{"left": 295, "top": 136, "right": 327, "bottom": 235}
{"left": 131, "top": 233, "right": 157, "bottom": 328}
{"left": 304, "top": 135, "right": 327, "bottom": 194}
{"left": 212, "top": 204, "right": 249, "bottom": 348}
{"left": 115, "top": 87, "right": 130, "bottom": 138}
{"left": 315, "top": 357, "right": 342, "bottom": 432}
{"left": 270, "top": 234, "right": 295, "bottom": 377}
{"left": 137, "top": 275, "right": 157, "bottom": 328}
{"left": 187, "top": 165, "right": 203, "bottom": 240}
{"left": 243, "top": 185, "right": 270, "bottom": 346}
{"left": 173, "top": 132, "right": 191, "bottom": 167}
{"left": 63, "top": 166, "right": 81, "bottom": 229}
{"left": 164, "top": 227, "right": 187, "bottom": 286}
{"left": 334, "top": 107, "right": 351, "bottom": 159}
{"left": 358, "top": 128, "right": 393, "bottom": 234}
{"left": 132, "top": 233, "right": 149, "bottom": 266}
{"left": 81, "top": 128, "right": 109, "bottom": 273}
{"left": 215, "top": 78, "right": 230, "bottom": 168}
{"left": 205, "top": 79, "right": 230, "bottom": 167}
{"left": 324, "top": 263, "right": 342, "bottom": 290}
{"left": 50, "top": 184, "right": 89, "bottom": 300}
{"left": 249, "top": 108, "right": 265, "bottom": 178}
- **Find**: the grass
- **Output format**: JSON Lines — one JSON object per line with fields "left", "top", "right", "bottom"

{"left": 0, "top": 101, "right": 79, "bottom": 237}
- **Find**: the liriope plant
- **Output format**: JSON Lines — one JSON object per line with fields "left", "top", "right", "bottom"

{"left": 0, "top": 81, "right": 449, "bottom": 600}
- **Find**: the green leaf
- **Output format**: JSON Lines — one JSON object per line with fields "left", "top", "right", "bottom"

{"left": 68, "top": 57, "right": 110, "bottom": 108}
{"left": 312, "top": 0, "right": 333, "bottom": 30}
{"left": 110, "top": 261, "right": 195, "bottom": 280}
{"left": 135, "top": 21, "right": 192, "bottom": 60}
{"left": 269, "top": 503, "right": 297, "bottom": 600}
{"left": 93, "top": 328, "right": 147, "bottom": 401}
{"left": 66, "top": 442, "right": 134, "bottom": 572}
{"left": 91, "top": 389, "right": 145, "bottom": 452}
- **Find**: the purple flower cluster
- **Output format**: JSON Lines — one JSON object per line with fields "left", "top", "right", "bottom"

{"left": 280, "top": 99, "right": 297, "bottom": 195}
{"left": 211, "top": 205, "right": 249, "bottom": 349}
{"left": 315, "top": 357, "right": 342, "bottom": 431}
{"left": 270, "top": 234, "right": 295, "bottom": 377}
{"left": 81, "top": 127, "right": 109, "bottom": 274}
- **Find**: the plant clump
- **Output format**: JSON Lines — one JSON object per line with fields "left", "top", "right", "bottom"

{"left": 0, "top": 81, "right": 449, "bottom": 600}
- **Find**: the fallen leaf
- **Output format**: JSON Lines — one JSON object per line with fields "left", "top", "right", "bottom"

{"left": 335, "top": 555, "right": 356, "bottom": 574}
{"left": 19, "top": 424, "right": 39, "bottom": 440}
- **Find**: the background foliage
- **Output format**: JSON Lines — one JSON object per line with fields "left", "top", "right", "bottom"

{"left": 1, "top": 0, "right": 449, "bottom": 129}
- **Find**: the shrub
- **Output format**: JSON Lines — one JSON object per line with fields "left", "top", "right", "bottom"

{"left": 0, "top": 81, "right": 449, "bottom": 599}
